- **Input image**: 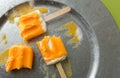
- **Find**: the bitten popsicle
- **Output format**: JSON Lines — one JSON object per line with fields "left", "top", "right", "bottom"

{"left": 36, "top": 36, "right": 67, "bottom": 78}
{"left": 5, "top": 45, "right": 33, "bottom": 72}
{"left": 17, "top": 6, "right": 71, "bottom": 41}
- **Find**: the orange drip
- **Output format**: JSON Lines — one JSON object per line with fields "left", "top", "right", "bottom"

{"left": 0, "top": 49, "right": 9, "bottom": 65}
{"left": 60, "top": 21, "right": 80, "bottom": 44}
{"left": 38, "top": 7, "right": 48, "bottom": 14}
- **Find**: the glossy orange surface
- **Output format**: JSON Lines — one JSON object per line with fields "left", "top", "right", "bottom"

{"left": 5, "top": 45, "right": 33, "bottom": 72}
{"left": 36, "top": 36, "right": 67, "bottom": 64}
{"left": 18, "top": 11, "right": 46, "bottom": 41}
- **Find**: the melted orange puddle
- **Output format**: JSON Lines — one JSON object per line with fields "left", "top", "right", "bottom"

{"left": 0, "top": 49, "right": 9, "bottom": 65}
{"left": 60, "top": 21, "right": 81, "bottom": 48}
{"left": 64, "top": 59, "right": 72, "bottom": 78}
{"left": 2, "top": 34, "right": 6, "bottom": 40}
{"left": 61, "top": 21, "right": 80, "bottom": 43}
{"left": 37, "top": 7, "right": 48, "bottom": 14}
{"left": 0, "top": 34, "right": 8, "bottom": 45}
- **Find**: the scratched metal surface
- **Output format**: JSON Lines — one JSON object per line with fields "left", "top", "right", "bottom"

{"left": 0, "top": 0, "right": 119, "bottom": 78}
{"left": 0, "top": 0, "right": 99, "bottom": 78}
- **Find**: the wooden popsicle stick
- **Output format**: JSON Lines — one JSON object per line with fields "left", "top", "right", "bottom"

{"left": 44, "top": 6, "right": 71, "bottom": 22}
{"left": 56, "top": 62, "right": 67, "bottom": 78}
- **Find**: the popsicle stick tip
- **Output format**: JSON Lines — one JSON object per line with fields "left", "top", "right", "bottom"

{"left": 56, "top": 62, "right": 67, "bottom": 78}
{"left": 64, "top": 6, "right": 71, "bottom": 11}
{"left": 44, "top": 6, "right": 71, "bottom": 22}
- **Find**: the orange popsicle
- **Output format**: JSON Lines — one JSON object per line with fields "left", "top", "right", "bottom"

{"left": 18, "top": 10, "right": 46, "bottom": 41}
{"left": 36, "top": 36, "right": 67, "bottom": 65}
{"left": 37, "top": 36, "right": 67, "bottom": 78}
{"left": 5, "top": 45, "right": 33, "bottom": 72}
{"left": 17, "top": 6, "right": 71, "bottom": 41}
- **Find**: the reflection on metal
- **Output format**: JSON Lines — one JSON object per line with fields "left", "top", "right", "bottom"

{"left": 70, "top": 8, "right": 99, "bottom": 78}
{"left": 0, "top": 0, "right": 99, "bottom": 78}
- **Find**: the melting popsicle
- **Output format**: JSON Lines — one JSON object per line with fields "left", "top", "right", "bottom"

{"left": 18, "top": 10, "right": 46, "bottom": 41}
{"left": 5, "top": 45, "right": 33, "bottom": 72}
{"left": 36, "top": 36, "right": 67, "bottom": 78}
{"left": 17, "top": 6, "right": 71, "bottom": 41}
